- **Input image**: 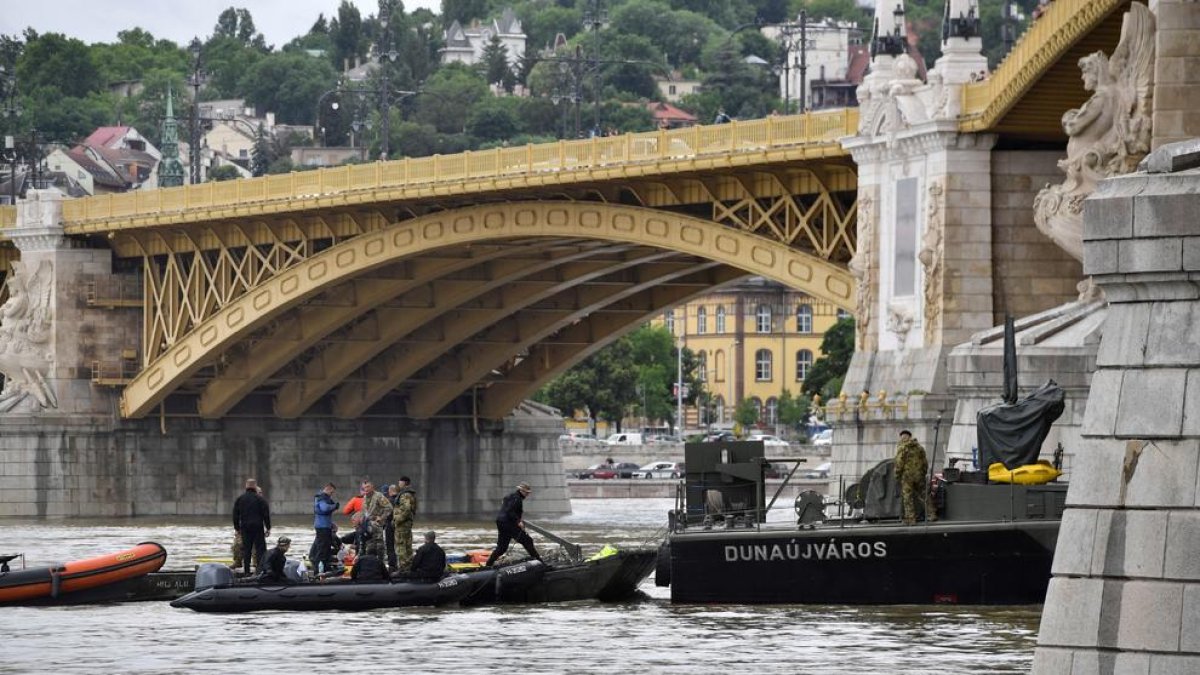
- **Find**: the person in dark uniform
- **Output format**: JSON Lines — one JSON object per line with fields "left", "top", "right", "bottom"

{"left": 484, "top": 483, "right": 541, "bottom": 567}
{"left": 259, "top": 536, "right": 293, "bottom": 584}
{"left": 396, "top": 531, "right": 446, "bottom": 583}
{"left": 232, "top": 478, "right": 271, "bottom": 575}
{"left": 350, "top": 553, "right": 388, "bottom": 582}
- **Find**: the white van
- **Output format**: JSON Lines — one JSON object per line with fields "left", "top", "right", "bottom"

{"left": 605, "top": 432, "right": 644, "bottom": 446}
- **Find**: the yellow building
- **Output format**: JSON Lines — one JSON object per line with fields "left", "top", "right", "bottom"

{"left": 657, "top": 278, "right": 848, "bottom": 430}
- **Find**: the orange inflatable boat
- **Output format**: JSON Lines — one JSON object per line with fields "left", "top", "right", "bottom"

{"left": 0, "top": 542, "right": 167, "bottom": 605}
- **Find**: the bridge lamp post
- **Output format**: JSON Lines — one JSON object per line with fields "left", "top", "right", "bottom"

{"left": 187, "top": 38, "right": 206, "bottom": 184}
{"left": 375, "top": 11, "right": 403, "bottom": 160}
{"left": 0, "top": 65, "right": 21, "bottom": 204}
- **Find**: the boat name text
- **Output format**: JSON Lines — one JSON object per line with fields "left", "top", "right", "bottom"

{"left": 724, "top": 540, "right": 887, "bottom": 562}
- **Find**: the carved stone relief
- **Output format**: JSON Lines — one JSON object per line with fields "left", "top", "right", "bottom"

{"left": 0, "top": 259, "right": 58, "bottom": 412}
{"left": 919, "top": 180, "right": 944, "bottom": 343}
{"left": 1033, "top": 2, "right": 1155, "bottom": 262}
{"left": 848, "top": 194, "right": 875, "bottom": 350}
{"left": 886, "top": 301, "right": 915, "bottom": 347}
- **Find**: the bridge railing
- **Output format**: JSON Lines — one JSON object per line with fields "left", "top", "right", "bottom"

{"left": 60, "top": 109, "right": 857, "bottom": 228}
{"left": 960, "top": 0, "right": 1125, "bottom": 130}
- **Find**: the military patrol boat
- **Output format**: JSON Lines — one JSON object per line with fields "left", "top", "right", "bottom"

{"left": 660, "top": 432, "right": 1066, "bottom": 605}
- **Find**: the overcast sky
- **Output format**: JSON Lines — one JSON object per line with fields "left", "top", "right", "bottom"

{"left": 1, "top": 0, "right": 443, "bottom": 47}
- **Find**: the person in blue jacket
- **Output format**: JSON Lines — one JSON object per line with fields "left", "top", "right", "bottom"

{"left": 309, "top": 483, "right": 339, "bottom": 573}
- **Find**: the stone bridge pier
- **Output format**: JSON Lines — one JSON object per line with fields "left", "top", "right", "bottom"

{"left": 0, "top": 192, "right": 570, "bottom": 519}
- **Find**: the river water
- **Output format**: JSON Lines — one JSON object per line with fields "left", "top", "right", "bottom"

{"left": 0, "top": 499, "right": 1039, "bottom": 674}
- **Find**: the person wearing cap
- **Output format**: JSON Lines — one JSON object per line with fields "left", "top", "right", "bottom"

{"left": 395, "top": 531, "right": 446, "bottom": 583}
{"left": 392, "top": 476, "right": 418, "bottom": 573}
{"left": 259, "top": 536, "right": 293, "bottom": 584}
{"left": 359, "top": 481, "right": 393, "bottom": 558}
{"left": 232, "top": 479, "right": 271, "bottom": 575}
{"left": 484, "top": 483, "right": 541, "bottom": 567}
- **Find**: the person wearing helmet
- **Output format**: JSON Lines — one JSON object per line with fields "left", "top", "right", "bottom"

{"left": 259, "top": 536, "right": 293, "bottom": 584}
{"left": 484, "top": 483, "right": 541, "bottom": 567}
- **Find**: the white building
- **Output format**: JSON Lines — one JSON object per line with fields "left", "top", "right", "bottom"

{"left": 440, "top": 7, "right": 526, "bottom": 69}
{"left": 762, "top": 17, "right": 861, "bottom": 112}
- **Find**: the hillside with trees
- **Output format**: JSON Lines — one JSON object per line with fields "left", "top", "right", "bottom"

{"left": 0, "top": 0, "right": 1039, "bottom": 167}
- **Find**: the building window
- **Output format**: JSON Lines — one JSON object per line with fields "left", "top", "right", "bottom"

{"left": 796, "top": 349, "right": 813, "bottom": 382}
{"left": 766, "top": 397, "right": 778, "bottom": 425}
{"left": 716, "top": 306, "right": 726, "bottom": 334}
{"left": 714, "top": 395, "right": 725, "bottom": 423}
{"left": 796, "top": 305, "right": 813, "bottom": 333}
{"left": 698, "top": 351, "right": 707, "bottom": 382}
{"left": 239, "top": 149, "right": 248, "bottom": 158}
{"left": 714, "top": 350, "right": 725, "bottom": 382}
{"left": 837, "top": 308, "right": 852, "bottom": 321}
{"left": 669, "top": 85, "right": 677, "bottom": 95}
{"left": 697, "top": 306, "right": 707, "bottom": 334}
{"left": 755, "top": 349, "right": 773, "bottom": 381}
{"left": 665, "top": 310, "right": 675, "bottom": 334}
{"left": 756, "top": 304, "right": 772, "bottom": 333}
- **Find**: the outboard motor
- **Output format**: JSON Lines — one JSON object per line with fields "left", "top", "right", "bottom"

{"left": 194, "top": 562, "right": 235, "bottom": 590}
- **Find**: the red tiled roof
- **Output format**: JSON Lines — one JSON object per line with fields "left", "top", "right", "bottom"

{"left": 645, "top": 101, "right": 697, "bottom": 123}
{"left": 69, "top": 147, "right": 126, "bottom": 188}
{"left": 84, "top": 126, "right": 132, "bottom": 148}
{"left": 846, "top": 45, "right": 870, "bottom": 84}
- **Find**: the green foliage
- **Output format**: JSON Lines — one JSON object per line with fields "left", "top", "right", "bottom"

{"left": 330, "top": 1, "right": 365, "bottom": 72}
{"left": 18, "top": 32, "right": 101, "bottom": 99}
{"left": 777, "top": 388, "right": 811, "bottom": 432}
{"left": 517, "top": 4, "right": 581, "bottom": 55}
{"left": 802, "top": 316, "right": 854, "bottom": 398}
{"left": 609, "top": 2, "right": 720, "bottom": 70}
{"left": 413, "top": 63, "right": 490, "bottom": 134}
{"left": 480, "top": 34, "right": 512, "bottom": 86}
{"left": 267, "top": 156, "right": 294, "bottom": 174}
{"left": 90, "top": 29, "right": 189, "bottom": 86}
{"left": 209, "top": 164, "right": 241, "bottom": 181}
{"left": 734, "top": 398, "right": 760, "bottom": 429}
{"left": 251, "top": 123, "right": 269, "bottom": 176}
{"left": 202, "top": 36, "right": 265, "bottom": 99}
{"left": 539, "top": 334, "right": 638, "bottom": 430}
{"left": 441, "top": 0, "right": 489, "bottom": 26}
{"left": 466, "top": 97, "right": 520, "bottom": 140}
{"left": 213, "top": 7, "right": 269, "bottom": 51}
{"left": 238, "top": 52, "right": 338, "bottom": 124}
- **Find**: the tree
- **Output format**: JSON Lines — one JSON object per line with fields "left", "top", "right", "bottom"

{"left": 538, "top": 335, "right": 639, "bottom": 431}
{"left": 441, "top": 0, "right": 488, "bottom": 26}
{"left": 251, "top": 122, "right": 269, "bottom": 176}
{"left": 628, "top": 324, "right": 704, "bottom": 432}
{"left": 209, "top": 164, "right": 241, "bottom": 181}
{"left": 777, "top": 388, "right": 811, "bottom": 437}
{"left": 331, "top": 0, "right": 365, "bottom": 72}
{"left": 480, "top": 34, "right": 511, "bottom": 86}
{"left": 802, "top": 316, "right": 855, "bottom": 399}
{"left": 413, "top": 63, "right": 490, "bottom": 134}
{"left": 734, "top": 398, "right": 760, "bottom": 431}
{"left": 238, "top": 52, "right": 338, "bottom": 124}
{"left": 212, "top": 7, "right": 269, "bottom": 51}
{"left": 466, "top": 97, "right": 520, "bottom": 141}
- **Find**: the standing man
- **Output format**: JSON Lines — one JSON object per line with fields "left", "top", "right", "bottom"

{"left": 232, "top": 478, "right": 271, "bottom": 575}
{"left": 484, "top": 482, "right": 541, "bottom": 567}
{"left": 310, "top": 482, "right": 338, "bottom": 573}
{"left": 393, "top": 476, "right": 418, "bottom": 573}
{"left": 359, "top": 481, "right": 393, "bottom": 559}
{"left": 894, "top": 430, "right": 929, "bottom": 525}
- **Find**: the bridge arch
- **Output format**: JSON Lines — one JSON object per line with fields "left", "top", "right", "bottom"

{"left": 120, "top": 201, "right": 854, "bottom": 419}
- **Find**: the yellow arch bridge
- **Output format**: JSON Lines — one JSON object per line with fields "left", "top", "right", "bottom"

{"left": 0, "top": 0, "right": 1132, "bottom": 421}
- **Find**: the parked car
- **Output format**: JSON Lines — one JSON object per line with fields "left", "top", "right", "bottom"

{"left": 765, "top": 462, "right": 801, "bottom": 479}
{"left": 605, "top": 432, "right": 644, "bottom": 446}
{"left": 559, "top": 431, "right": 600, "bottom": 445}
{"left": 576, "top": 463, "right": 607, "bottom": 479}
{"left": 646, "top": 434, "right": 682, "bottom": 445}
{"left": 803, "top": 461, "right": 832, "bottom": 479}
{"left": 747, "top": 434, "right": 789, "bottom": 448}
{"left": 612, "top": 462, "right": 641, "bottom": 478}
{"left": 812, "top": 429, "right": 834, "bottom": 447}
{"left": 703, "top": 431, "right": 736, "bottom": 442}
{"left": 638, "top": 461, "right": 685, "bottom": 479}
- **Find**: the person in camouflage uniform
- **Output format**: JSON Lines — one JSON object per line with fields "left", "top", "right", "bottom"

{"left": 392, "top": 476, "right": 418, "bottom": 572}
{"left": 894, "top": 430, "right": 929, "bottom": 525}
{"left": 358, "top": 481, "right": 393, "bottom": 558}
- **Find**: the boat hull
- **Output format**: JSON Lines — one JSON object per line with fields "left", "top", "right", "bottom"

{"left": 170, "top": 573, "right": 482, "bottom": 612}
{"left": 0, "top": 542, "right": 168, "bottom": 606}
{"left": 668, "top": 521, "right": 1058, "bottom": 605}
{"left": 496, "top": 550, "right": 657, "bottom": 603}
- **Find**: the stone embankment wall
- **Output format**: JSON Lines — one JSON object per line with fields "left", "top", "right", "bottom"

{"left": 0, "top": 410, "right": 569, "bottom": 519}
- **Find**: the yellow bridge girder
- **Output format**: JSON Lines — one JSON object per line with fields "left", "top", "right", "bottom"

{"left": 120, "top": 201, "right": 854, "bottom": 420}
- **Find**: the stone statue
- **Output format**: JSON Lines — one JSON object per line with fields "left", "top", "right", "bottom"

{"left": 0, "top": 259, "right": 58, "bottom": 412}
{"left": 848, "top": 195, "right": 875, "bottom": 349}
{"left": 919, "top": 180, "right": 944, "bottom": 343}
{"left": 1033, "top": 2, "right": 1155, "bottom": 262}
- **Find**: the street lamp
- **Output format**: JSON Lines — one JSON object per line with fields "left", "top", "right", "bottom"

{"left": 374, "top": 10, "right": 403, "bottom": 160}
{"left": 187, "top": 38, "right": 205, "bottom": 184}
{"left": 0, "top": 65, "right": 22, "bottom": 204}
{"left": 583, "top": 0, "right": 607, "bottom": 136}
